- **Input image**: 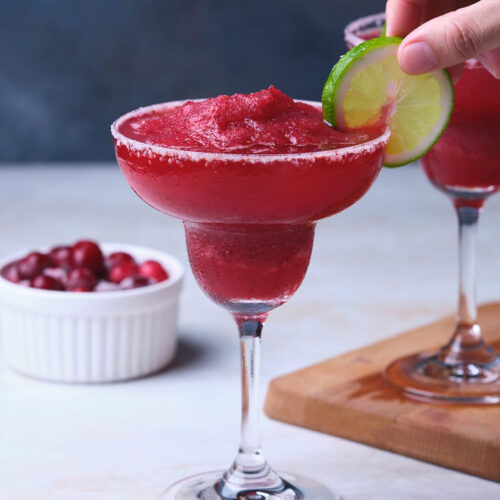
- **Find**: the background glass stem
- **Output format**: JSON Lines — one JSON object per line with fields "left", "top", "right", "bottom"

{"left": 456, "top": 205, "right": 479, "bottom": 330}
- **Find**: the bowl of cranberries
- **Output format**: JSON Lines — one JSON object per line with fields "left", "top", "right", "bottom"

{"left": 0, "top": 240, "right": 184, "bottom": 383}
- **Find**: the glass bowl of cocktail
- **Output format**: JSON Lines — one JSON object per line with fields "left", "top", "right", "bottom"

{"left": 112, "top": 87, "right": 389, "bottom": 499}
{"left": 346, "top": 13, "right": 500, "bottom": 404}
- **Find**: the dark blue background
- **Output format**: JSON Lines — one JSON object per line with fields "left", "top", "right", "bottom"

{"left": 0, "top": 0, "right": 384, "bottom": 161}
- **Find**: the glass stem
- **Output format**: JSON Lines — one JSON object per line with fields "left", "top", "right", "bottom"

{"left": 217, "top": 318, "right": 284, "bottom": 497}
{"left": 238, "top": 319, "right": 265, "bottom": 468}
{"left": 439, "top": 204, "right": 493, "bottom": 367}
{"left": 456, "top": 205, "right": 479, "bottom": 331}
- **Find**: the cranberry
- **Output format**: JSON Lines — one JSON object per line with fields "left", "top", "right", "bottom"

{"left": 18, "top": 252, "right": 51, "bottom": 280}
{"left": 49, "top": 246, "right": 72, "bottom": 268}
{"left": 106, "top": 251, "right": 135, "bottom": 269}
{"left": 121, "top": 275, "right": 150, "bottom": 289}
{"left": 69, "top": 286, "right": 92, "bottom": 292}
{"left": 67, "top": 267, "right": 97, "bottom": 291}
{"left": 71, "top": 240, "right": 104, "bottom": 276}
{"left": 31, "top": 275, "right": 64, "bottom": 291}
{"left": 43, "top": 267, "right": 68, "bottom": 288}
{"left": 2, "top": 262, "right": 22, "bottom": 283}
{"left": 138, "top": 260, "right": 169, "bottom": 283}
{"left": 108, "top": 261, "right": 138, "bottom": 284}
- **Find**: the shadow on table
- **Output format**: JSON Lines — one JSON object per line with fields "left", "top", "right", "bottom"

{"left": 152, "top": 329, "right": 225, "bottom": 378}
{"left": 169, "top": 335, "right": 210, "bottom": 371}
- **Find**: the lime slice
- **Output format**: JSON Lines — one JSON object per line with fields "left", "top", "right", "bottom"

{"left": 322, "top": 37, "right": 454, "bottom": 167}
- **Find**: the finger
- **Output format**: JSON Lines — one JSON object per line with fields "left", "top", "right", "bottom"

{"left": 386, "top": 0, "right": 476, "bottom": 36}
{"left": 421, "top": 0, "right": 461, "bottom": 25}
{"left": 386, "top": 0, "right": 429, "bottom": 37}
{"left": 398, "top": 0, "right": 500, "bottom": 74}
{"left": 386, "top": 0, "right": 474, "bottom": 37}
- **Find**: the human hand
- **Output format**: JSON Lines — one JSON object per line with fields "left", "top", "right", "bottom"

{"left": 386, "top": 0, "right": 500, "bottom": 80}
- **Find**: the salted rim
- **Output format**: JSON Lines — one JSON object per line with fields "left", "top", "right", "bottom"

{"left": 344, "top": 12, "right": 386, "bottom": 48}
{"left": 345, "top": 13, "right": 480, "bottom": 69}
{"left": 110, "top": 99, "right": 390, "bottom": 163}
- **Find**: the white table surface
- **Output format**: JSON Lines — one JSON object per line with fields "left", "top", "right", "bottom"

{"left": 1, "top": 164, "right": 499, "bottom": 500}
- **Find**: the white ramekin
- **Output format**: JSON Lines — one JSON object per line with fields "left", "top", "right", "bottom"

{"left": 0, "top": 243, "right": 184, "bottom": 383}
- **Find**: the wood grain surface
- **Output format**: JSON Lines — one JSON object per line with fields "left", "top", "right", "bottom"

{"left": 264, "top": 303, "right": 500, "bottom": 482}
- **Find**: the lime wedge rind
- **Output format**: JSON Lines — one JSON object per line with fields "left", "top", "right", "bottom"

{"left": 322, "top": 37, "right": 454, "bottom": 167}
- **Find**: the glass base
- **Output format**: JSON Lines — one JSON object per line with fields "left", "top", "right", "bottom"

{"left": 159, "top": 471, "right": 341, "bottom": 500}
{"left": 384, "top": 352, "right": 500, "bottom": 404}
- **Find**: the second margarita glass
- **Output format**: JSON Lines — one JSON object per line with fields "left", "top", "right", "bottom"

{"left": 345, "top": 13, "right": 500, "bottom": 404}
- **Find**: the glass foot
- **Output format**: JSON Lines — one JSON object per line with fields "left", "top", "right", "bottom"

{"left": 159, "top": 471, "right": 341, "bottom": 500}
{"left": 384, "top": 352, "right": 500, "bottom": 404}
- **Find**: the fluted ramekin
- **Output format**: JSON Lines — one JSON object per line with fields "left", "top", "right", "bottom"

{"left": 0, "top": 243, "right": 183, "bottom": 383}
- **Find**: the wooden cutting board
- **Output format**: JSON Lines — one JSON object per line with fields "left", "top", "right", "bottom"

{"left": 264, "top": 303, "right": 500, "bottom": 482}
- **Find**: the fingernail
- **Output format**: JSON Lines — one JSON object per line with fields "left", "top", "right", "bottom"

{"left": 477, "top": 47, "right": 500, "bottom": 79}
{"left": 448, "top": 64, "right": 464, "bottom": 84}
{"left": 400, "top": 41, "right": 439, "bottom": 74}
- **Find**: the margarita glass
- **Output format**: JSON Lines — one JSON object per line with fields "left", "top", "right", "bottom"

{"left": 345, "top": 13, "right": 500, "bottom": 404}
{"left": 112, "top": 92, "right": 389, "bottom": 499}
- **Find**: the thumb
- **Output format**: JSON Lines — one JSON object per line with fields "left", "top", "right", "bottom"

{"left": 398, "top": 0, "right": 500, "bottom": 78}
